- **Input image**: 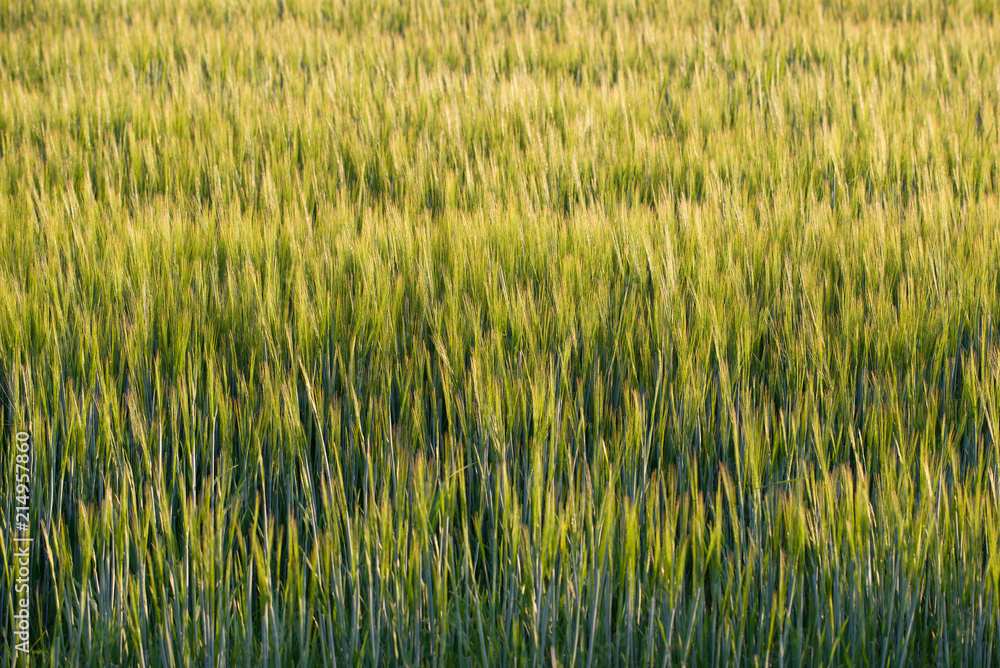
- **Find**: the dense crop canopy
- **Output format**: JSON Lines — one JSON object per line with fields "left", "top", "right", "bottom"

{"left": 1, "top": 0, "right": 999, "bottom": 664}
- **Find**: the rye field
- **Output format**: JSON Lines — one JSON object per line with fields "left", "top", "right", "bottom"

{"left": 1, "top": 0, "right": 1000, "bottom": 664}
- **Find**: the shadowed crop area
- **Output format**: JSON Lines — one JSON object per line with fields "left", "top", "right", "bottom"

{"left": 1, "top": 0, "right": 1000, "bottom": 664}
